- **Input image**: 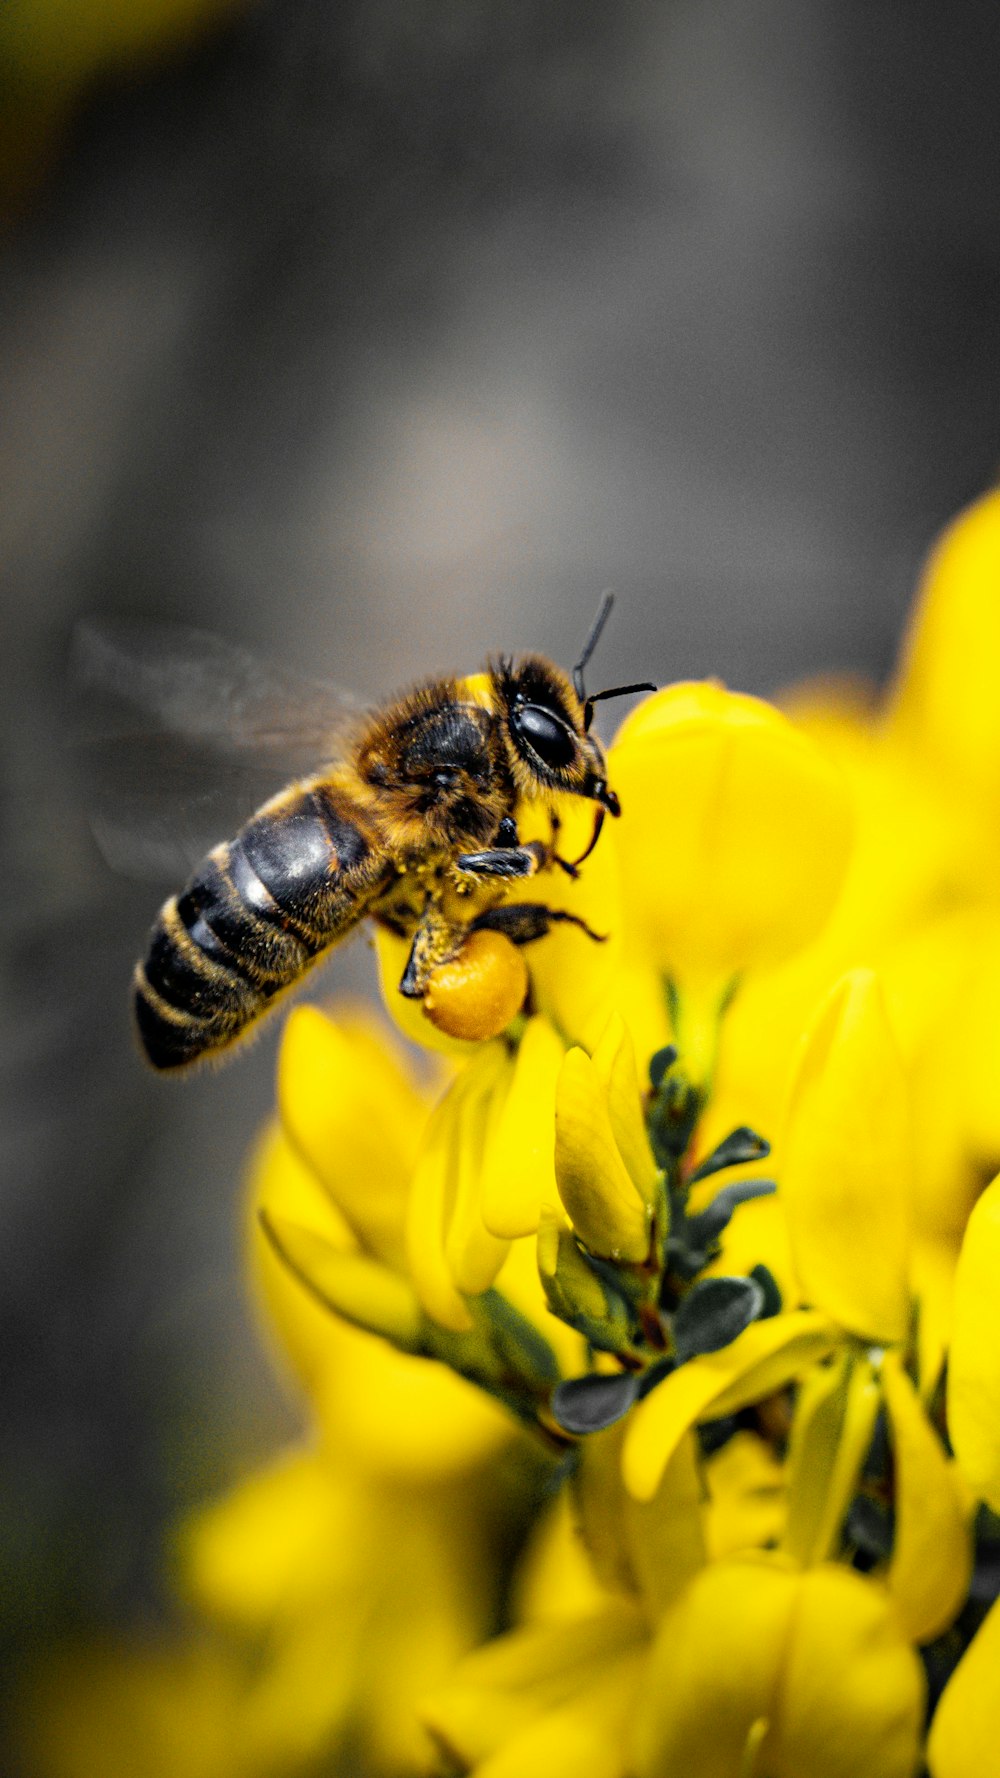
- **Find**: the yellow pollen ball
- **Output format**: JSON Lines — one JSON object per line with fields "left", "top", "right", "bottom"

{"left": 422, "top": 930, "right": 528, "bottom": 1042}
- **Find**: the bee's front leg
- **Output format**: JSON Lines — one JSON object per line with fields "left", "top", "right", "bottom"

{"left": 455, "top": 832, "right": 547, "bottom": 880}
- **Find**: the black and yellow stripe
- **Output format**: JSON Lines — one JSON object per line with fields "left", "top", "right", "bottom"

{"left": 134, "top": 782, "right": 384, "bottom": 1069}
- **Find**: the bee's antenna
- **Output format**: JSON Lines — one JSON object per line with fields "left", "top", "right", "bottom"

{"left": 574, "top": 592, "right": 656, "bottom": 730}
{"left": 573, "top": 592, "right": 615, "bottom": 703}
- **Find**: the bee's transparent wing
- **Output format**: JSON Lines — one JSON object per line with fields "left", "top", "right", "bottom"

{"left": 72, "top": 619, "right": 366, "bottom": 881}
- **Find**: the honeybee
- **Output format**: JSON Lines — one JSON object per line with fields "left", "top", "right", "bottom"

{"left": 98, "top": 596, "right": 651, "bottom": 1069}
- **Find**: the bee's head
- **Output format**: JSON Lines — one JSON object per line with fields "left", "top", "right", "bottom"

{"left": 495, "top": 597, "right": 655, "bottom": 824}
{"left": 496, "top": 654, "right": 620, "bottom": 814}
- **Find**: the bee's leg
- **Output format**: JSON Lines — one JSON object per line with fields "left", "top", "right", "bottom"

{"left": 471, "top": 902, "right": 607, "bottom": 946}
{"left": 546, "top": 810, "right": 581, "bottom": 880}
{"left": 455, "top": 839, "right": 547, "bottom": 880}
{"left": 397, "top": 902, "right": 464, "bottom": 998}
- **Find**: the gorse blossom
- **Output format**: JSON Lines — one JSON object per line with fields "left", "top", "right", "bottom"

{"left": 21, "top": 489, "right": 1000, "bottom": 1777}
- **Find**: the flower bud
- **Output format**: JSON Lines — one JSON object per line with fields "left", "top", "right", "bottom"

{"left": 554, "top": 1048, "right": 651, "bottom": 1263}
{"left": 537, "top": 1206, "right": 636, "bottom": 1354}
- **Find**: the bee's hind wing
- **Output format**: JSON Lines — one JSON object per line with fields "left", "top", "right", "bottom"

{"left": 71, "top": 618, "right": 366, "bottom": 882}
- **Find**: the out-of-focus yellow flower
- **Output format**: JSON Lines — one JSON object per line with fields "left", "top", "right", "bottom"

{"left": 781, "top": 968, "right": 913, "bottom": 1345}
{"left": 889, "top": 484, "right": 1000, "bottom": 814}
{"left": 610, "top": 680, "right": 854, "bottom": 989}
{"left": 0, "top": 0, "right": 246, "bottom": 215}
{"left": 16, "top": 1637, "right": 263, "bottom": 1778}
{"left": 424, "top": 1602, "right": 648, "bottom": 1778}
{"left": 633, "top": 1559, "right": 925, "bottom": 1778}
{"left": 252, "top": 1005, "right": 515, "bottom": 1475}
{"left": 948, "top": 1173, "right": 1000, "bottom": 1514}
{"left": 177, "top": 1444, "right": 500, "bottom": 1777}
{"left": 928, "top": 1591, "right": 1000, "bottom": 1778}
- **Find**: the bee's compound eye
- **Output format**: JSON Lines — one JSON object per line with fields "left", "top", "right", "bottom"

{"left": 513, "top": 704, "right": 577, "bottom": 770}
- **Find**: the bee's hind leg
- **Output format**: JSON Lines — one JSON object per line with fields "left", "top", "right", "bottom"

{"left": 471, "top": 902, "right": 607, "bottom": 947}
{"left": 397, "top": 901, "right": 463, "bottom": 998}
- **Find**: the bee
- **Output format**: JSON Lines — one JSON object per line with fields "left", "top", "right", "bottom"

{"left": 122, "top": 595, "right": 652, "bottom": 1069}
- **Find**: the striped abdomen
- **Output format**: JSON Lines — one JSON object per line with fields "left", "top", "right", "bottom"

{"left": 134, "top": 780, "right": 384, "bottom": 1069}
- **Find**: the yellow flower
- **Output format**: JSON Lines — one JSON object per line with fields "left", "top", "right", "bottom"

{"left": 928, "top": 1592, "right": 1000, "bottom": 1778}
{"left": 889, "top": 483, "right": 1000, "bottom": 815}
{"left": 610, "top": 680, "right": 855, "bottom": 989}
{"left": 33, "top": 491, "right": 1000, "bottom": 1778}
{"left": 633, "top": 1559, "right": 924, "bottom": 1778}
{"left": 781, "top": 967, "right": 913, "bottom": 1345}
{"left": 947, "top": 1172, "right": 1000, "bottom": 1514}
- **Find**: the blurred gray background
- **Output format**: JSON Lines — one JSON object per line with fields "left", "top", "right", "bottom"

{"left": 3, "top": 0, "right": 1000, "bottom": 1689}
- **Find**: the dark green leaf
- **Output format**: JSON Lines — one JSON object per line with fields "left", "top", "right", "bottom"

{"left": 673, "top": 1275, "right": 765, "bottom": 1363}
{"left": 688, "top": 1126, "right": 770, "bottom": 1183}
{"left": 648, "top": 1044, "right": 678, "bottom": 1088}
{"left": 749, "top": 1262, "right": 782, "bottom": 1319}
{"left": 684, "top": 1178, "right": 776, "bottom": 1249}
{"left": 550, "top": 1370, "right": 640, "bottom": 1435}
{"left": 637, "top": 1356, "right": 675, "bottom": 1398}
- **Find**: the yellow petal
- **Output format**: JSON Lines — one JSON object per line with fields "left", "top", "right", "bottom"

{"left": 912, "top": 1235, "right": 957, "bottom": 1402}
{"left": 947, "top": 1172, "right": 1000, "bottom": 1511}
{"left": 405, "top": 1077, "right": 477, "bottom": 1333}
{"left": 278, "top": 1004, "right": 423, "bottom": 1266}
{"left": 248, "top": 1122, "right": 357, "bottom": 1399}
{"left": 443, "top": 1045, "right": 512, "bottom": 1295}
{"left": 889, "top": 485, "right": 1000, "bottom": 804}
{"left": 610, "top": 681, "right": 854, "bottom": 981}
{"left": 632, "top": 1559, "right": 794, "bottom": 1778}
{"left": 770, "top": 1566, "right": 925, "bottom": 1778}
{"left": 554, "top": 1047, "right": 650, "bottom": 1262}
{"left": 468, "top": 1654, "right": 643, "bottom": 1778}
{"left": 15, "top": 1638, "right": 248, "bottom": 1778}
{"left": 782, "top": 969, "right": 913, "bottom": 1344}
{"left": 703, "top": 1430, "right": 786, "bottom": 1561}
{"left": 633, "top": 1562, "right": 924, "bottom": 1778}
{"left": 479, "top": 1016, "right": 565, "bottom": 1238}
{"left": 928, "top": 1594, "right": 1000, "bottom": 1778}
{"left": 316, "top": 1322, "right": 511, "bottom": 1480}
{"left": 622, "top": 1310, "right": 837, "bottom": 1501}
{"left": 574, "top": 1422, "right": 705, "bottom": 1617}
{"left": 423, "top": 1605, "right": 645, "bottom": 1771}
{"left": 178, "top": 1446, "right": 354, "bottom": 1625}
{"left": 783, "top": 1351, "right": 880, "bottom": 1567}
{"left": 259, "top": 1211, "right": 425, "bottom": 1349}
{"left": 250, "top": 1132, "right": 509, "bottom": 1475}
{"left": 512, "top": 793, "right": 625, "bottom": 1051}
{"left": 882, "top": 1350, "right": 972, "bottom": 1643}
{"left": 513, "top": 1493, "right": 617, "bottom": 1626}
{"left": 590, "top": 1012, "right": 660, "bottom": 1211}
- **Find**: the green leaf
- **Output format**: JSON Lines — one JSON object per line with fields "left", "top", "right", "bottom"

{"left": 672, "top": 1275, "right": 765, "bottom": 1363}
{"left": 648, "top": 1044, "right": 678, "bottom": 1088}
{"left": 551, "top": 1370, "right": 640, "bottom": 1434}
{"left": 688, "top": 1126, "right": 771, "bottom": 1184}
{"left": 683, "top": 1178, "right": 776, "bottom": 1249}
